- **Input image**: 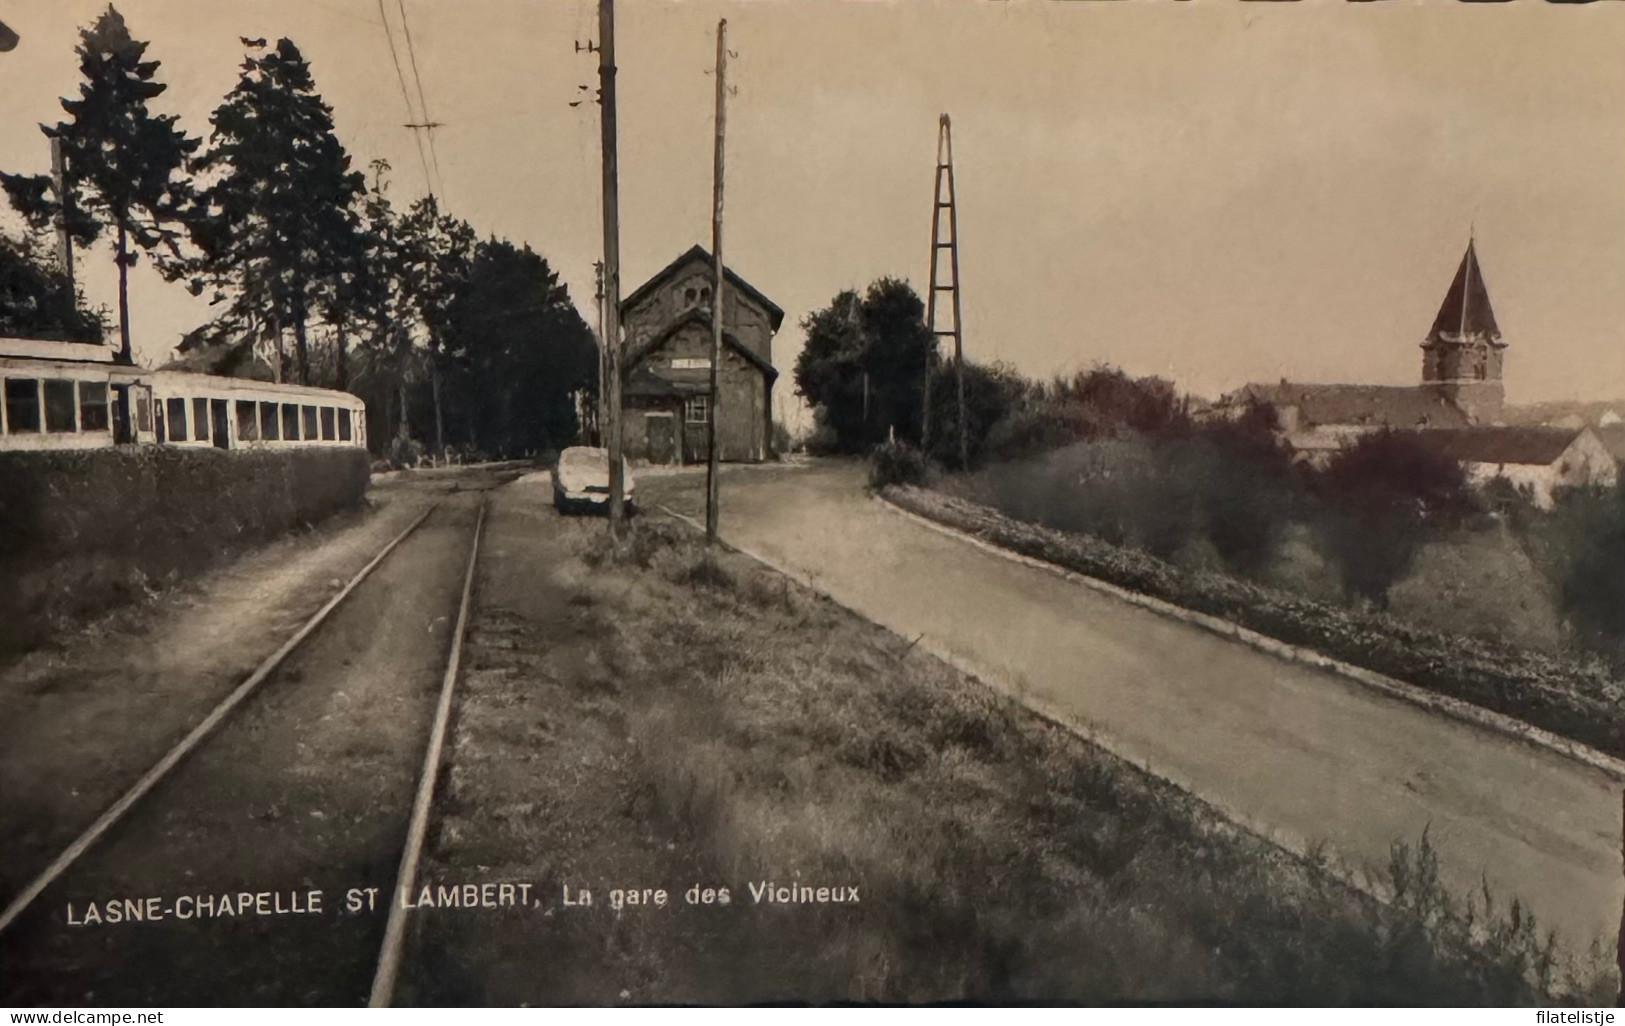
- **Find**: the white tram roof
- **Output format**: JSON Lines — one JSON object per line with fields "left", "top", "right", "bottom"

{"left": 134, "top": 369, "right": 364, "bottom": 405}
{"left": 0, "top": 336, "right": 118, "bottom": 363}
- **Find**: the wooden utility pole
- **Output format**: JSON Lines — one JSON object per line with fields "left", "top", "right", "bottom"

{"left": 599, "top": 0, "right": 626, "bottom": 540}
{"left": 49, "top": 137, "right": 74, "bottom": 291}
{"left": 593, "top": 260, "right": 607, "bottom": 445}
{"left": 705, "top": 19, "right": 728, "bottom": 544}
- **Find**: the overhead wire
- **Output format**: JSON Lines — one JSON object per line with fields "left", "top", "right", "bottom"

{"left": 395, "top": 0, "right": 447, "bottom": 205}
{"left": 375, "top": 0, "right": 435, "bottom": 200}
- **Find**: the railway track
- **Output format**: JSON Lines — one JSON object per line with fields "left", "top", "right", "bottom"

{"left": 0, "top": 493, "right": 491, "bottom": 1006}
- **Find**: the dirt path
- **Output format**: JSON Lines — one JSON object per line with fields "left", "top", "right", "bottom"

{"left": 638, "top": 460, "right": 1625, "bottom": 948}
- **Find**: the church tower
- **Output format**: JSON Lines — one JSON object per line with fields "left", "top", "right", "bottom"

{"left": 1421, "top": 236, "right": 1506, "bottom": 423}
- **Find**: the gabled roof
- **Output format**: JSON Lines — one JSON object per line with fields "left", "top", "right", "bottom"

{"left": 1596, "top": 425, "right": 1625, "bottom": 462}
{"left": 620, "top": 245, "right": 784, "bottom": 333}
{"left": 1402, "top": 426, "right": 1586, "bottom": 466}
{"left": 623, "top": 307, "right": 778, "bottom": 385}
{"left": 1232, "top": 382, "right": 1472, "bottom": 429}
{"left": 1426, "top": 238, "right": 1503, "bottom": 347}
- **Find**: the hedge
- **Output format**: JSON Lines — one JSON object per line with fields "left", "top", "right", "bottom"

{"left": 0, "top": 445, "right": 370, "bottom": 657}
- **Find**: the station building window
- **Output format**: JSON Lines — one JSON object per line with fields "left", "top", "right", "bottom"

{"left": 236, "top": 399, "right": 259, "bottom": 441}
{"left": 338, "top": 408, "right": 352, "bottom": 441}
{"left": 80, "top": 383, "right": 110, "bottom": 433}
{"left": 43, "top": 380, "right": 76, "bottom": 432}
{"left": 281, "top": 403, "right": 300, "bottom": 440}
{"left": 259, "top": 401, "right": 280, "bottom": 441}
{"left": 4, "top": 378, "right": 40, "bottom": 434}
{"left": 320, "top": 407, "right": 336, "bottom": 441}
{"left": 166, "top": 398, "right": 188, "bottom": 442}
{"left": 302, "top": 405, "right": 318, "bottom": 440}
{"left": 191, "top": 398, "right": 209, "bottom": 441}
{"left": 684, "top": 396, "right": 709, "bottom": 424}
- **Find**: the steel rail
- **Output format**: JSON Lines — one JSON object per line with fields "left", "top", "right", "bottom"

{"left": 368, "top": 498, "right": 486, "bottom": 1007}
{"left": 0, "top": 503, "right": 440, "bottom": 936}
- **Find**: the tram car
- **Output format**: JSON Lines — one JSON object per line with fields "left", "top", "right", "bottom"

{"left": 0, "top": 336, "right": 366, "bottom": 453}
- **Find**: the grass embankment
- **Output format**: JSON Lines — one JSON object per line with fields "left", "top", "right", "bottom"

{"left": 884, "top": 483, "right": 1625, "bottom": 765}
{"left": 405, "top": 503, "right": 1605, "bottom": 1005}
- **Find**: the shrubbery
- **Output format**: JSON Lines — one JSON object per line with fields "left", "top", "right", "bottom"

{"left": 868, "top": 440, "right": 930, "bottom": 489}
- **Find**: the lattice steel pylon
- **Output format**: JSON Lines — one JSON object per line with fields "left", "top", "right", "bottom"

{"left": 923, "top": 113, "right": 966, "bottom": 467}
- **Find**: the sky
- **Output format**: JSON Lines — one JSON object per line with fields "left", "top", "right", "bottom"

{"left": 1, "top": 0, "right": 1623, "bottom": 430}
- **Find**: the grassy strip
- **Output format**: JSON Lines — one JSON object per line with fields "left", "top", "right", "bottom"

{"left": 885, "top": 483, "right": 1625, "bottom": 765}
{"left": 409, "top": 505, "right": 1605, "bottom": 1004}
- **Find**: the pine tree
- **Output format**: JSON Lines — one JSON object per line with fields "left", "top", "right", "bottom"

{"left": 189, "top": 37, "right": 365, "bottom": 386}
{"left": 0, "top": 5, "right": 198, "bottom": 365}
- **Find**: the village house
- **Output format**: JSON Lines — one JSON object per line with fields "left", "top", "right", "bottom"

{"left": 618, "top": 245, "right": 782, "bottom": 464}
{"left": 1400, "top": 426, "right": 1617, "bottom": 509}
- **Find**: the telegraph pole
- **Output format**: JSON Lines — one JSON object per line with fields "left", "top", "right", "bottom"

{"left": 705, "top": 19, "right": 728, "bottom": 544}
{"left": 593, "top": 260, "right": 606, "bottom": 445}
{"left": 49, "top": 137, "right": 74, "bottom": 290}
{"left": 598, "top": 0, "right": 626, "bottom": 540}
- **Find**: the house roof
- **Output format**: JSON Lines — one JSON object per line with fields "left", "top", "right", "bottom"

{"left": 1232, "top": 382, "right": 1472, "bottom": 429}
{"left": 1401, "top": 426, "right": 1585, "bottom": 466}
{"left": 1596, "top": 424, "right": 1625, "bottom": 462}
{"left": 623, "top": 307, "right": 779, "bottom": 385}
{"left": 620, "top": 245, "right": 785, "bottom": 333}
{"left": 1426, "top": 238, "right": 1503, "bottom": 347}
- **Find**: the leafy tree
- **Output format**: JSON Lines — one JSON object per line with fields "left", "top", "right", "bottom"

{"left": 1056, "top": 364, "right": 1188, "bottom": 439}
{"left": 1315, "top": 431, "right": 1474, "bottom": 607}
{"left": 188, "top": 37, "right": 365, "bottom": 385}
{"left": 794, "top": 288, "right": 865, "bottom": 450}
{"left": 440, "top": 238, "right": 597, "bottom": 457}
{"left": 795, "top": 278, "right": 935, "bottom": 453}
{"left": 922, "top": 359, "right": 1027, "bottom": 468}
{"left": 0, "top": 5, "right": 198, "bottom": 364}
{"left": 0, "top": 229, "right": 108, "bottom": 342}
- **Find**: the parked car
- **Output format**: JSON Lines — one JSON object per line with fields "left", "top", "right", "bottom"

{"left": 552, "top": 446, "right": 635, "bottom": 515}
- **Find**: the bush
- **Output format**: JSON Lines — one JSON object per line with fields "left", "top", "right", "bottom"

{"left": 1313, "top": 432, "right": 1475, "bottom": 608}
{"left": 868, "top": 440, "right": 930, "bottom": 489}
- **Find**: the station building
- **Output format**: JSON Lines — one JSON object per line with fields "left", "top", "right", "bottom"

{"left": 618, "top": 245, "right": 782, "bottom": 464}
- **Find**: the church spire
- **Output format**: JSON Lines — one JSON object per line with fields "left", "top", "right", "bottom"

{"left": 1427, "top": 236, "right": 1502, "bottom": 346}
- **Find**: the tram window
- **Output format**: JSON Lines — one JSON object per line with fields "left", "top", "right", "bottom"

{"left": 44, "top": 380, "right": 77, "bottom": 432}
{"left": 281, "top": 403, "right": 300, "bottom": 440}
{"left": 5, "top": 378, "right": 40, "bottom": 434}
{"left": 135, "top": 392, "right": 152, "bottom": 434}
{"left": 80, "top": 383, "right": 110, "bottom": 433}
{"left": 338, "top": 408, "right": 352, "bottom": 441}
{"left": 301, "top": 405, "right": 318, "bottom": 439}
{"left": 259, "top": 401, "right": 280, "bottom": 441}
{"left": 192, "top": 398, "right": 209, "bottom": 441}
{"left": 320, "top": 406, "right": 336, "bottom": 440}
{"left": 235, "top": 400, "right": 258, "bottom": 441}
{"left": 166, "top": 398, "right": 188, "bottom": 442}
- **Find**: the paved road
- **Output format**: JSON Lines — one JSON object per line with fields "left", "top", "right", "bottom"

{"left": 686, "top": 461, "right": 1624, "bottom": 947}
